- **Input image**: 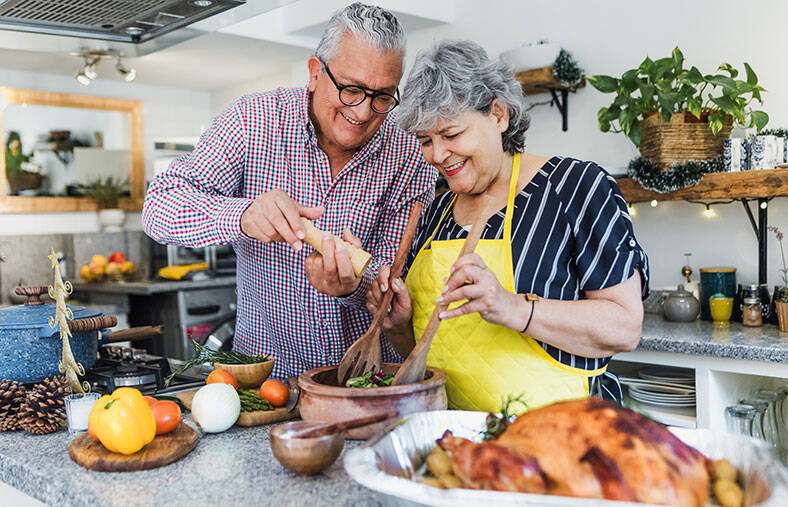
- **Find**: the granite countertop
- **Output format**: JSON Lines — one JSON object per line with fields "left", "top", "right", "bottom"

{"left": 71, "top": 276, "right": 236, "bottom": 296}
{"left": 636, "top": 313, "right": 788, "bottom": 363}
{"left": 0, "top": 416, "right": 379, "bottom": 507}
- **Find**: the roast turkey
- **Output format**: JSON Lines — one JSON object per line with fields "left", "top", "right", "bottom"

{"left": 438, "top": 398, "right": 711, "bottom": 506}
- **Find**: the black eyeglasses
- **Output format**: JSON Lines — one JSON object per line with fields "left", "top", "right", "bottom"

{"left": 320, "top": 59, "right": 399, "bottom": 114}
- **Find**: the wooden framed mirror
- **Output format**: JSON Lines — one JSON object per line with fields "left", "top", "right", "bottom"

{"left": 0, "top": 87, "right": 143, "bottom": 213}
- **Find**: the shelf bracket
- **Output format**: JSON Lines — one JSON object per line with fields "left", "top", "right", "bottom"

{"left": 740, "top": 198, "right": 769, "bottom": 284}
{"left": 530, "top": 86, "right": 575, "bottom": 131}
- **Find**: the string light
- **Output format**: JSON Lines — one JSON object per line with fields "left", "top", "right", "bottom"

{"left": 650, "top": 200, "right": 658, "bottom": 208}
{"left": 703, "top": 204, "right": 715, "bottom": 218}
{"left": 687, "top": 199, "right": 736, "bottom": 219}
{"left": 628, "top": 204, "right": 636, "bottom": 217}
{"left": 760, "top": 201, "right": 768, "bottom": 209}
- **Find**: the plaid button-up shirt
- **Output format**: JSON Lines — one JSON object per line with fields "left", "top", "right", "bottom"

{"left": 143, "top": 87, "right": 436, "bottom": 379}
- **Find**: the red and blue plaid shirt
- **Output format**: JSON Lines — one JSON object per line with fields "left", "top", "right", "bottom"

{"left": 143, "top": 87, "right": 436, "bottom": 378}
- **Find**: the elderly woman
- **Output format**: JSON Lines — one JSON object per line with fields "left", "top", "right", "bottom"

{"left": 367, "top": 40, "right": 649, "bottom": 412}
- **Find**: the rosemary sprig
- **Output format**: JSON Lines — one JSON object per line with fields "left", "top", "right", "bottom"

{"left": 164, "top": 341, "right": 270, "bottom": 387}
{"left": 482, "top": 393, "right": 528, "bottom": 441}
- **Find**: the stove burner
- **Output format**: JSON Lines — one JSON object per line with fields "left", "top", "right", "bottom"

{"left": 87, "top": 346, "right": 205, "bottom": 395}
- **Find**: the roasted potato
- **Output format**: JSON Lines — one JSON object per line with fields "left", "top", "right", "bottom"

{"left": 426, "top": 447, "right": 454, "bottom": 477}
{"left": 713, "top": 479, "right": 743, "bottom": 507}
{"left": 421, "top": 477, "right": 445, "bottom": 489}
{"left": 712, "top": 459, "right": 738, "bottom": 482}
{"left": 437, "top": 474, "right": 464, "bottom": 489}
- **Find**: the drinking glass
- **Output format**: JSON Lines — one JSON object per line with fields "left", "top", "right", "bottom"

{"left": 725, "top": 404, "right": 757, "bottom": 436}
{"left": 64, "top": 392, "right": 101, "bottom": 434}
{"left": 709, "top": 296, "right": 733, "bottom": 326}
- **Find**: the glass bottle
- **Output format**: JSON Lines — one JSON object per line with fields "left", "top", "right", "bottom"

{"left": 725, "top": 404, "right": 756, "bottom": 436}
{"left": 742, "top": 297, "right": 763, "bottom": 327}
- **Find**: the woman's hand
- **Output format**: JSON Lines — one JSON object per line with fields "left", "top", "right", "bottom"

{"left": 366, "top": 265, "right": 412, "bottom": 331}
{"left": 438, "top": 253, "right": 523, "bottom": 329}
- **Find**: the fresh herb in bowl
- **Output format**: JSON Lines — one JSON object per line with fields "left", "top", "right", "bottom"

{"left": 482, "top": 393, "right": 528, "bottom": 441}
{"left": 165, "top": 341, "right": 271, "bottom": 386}
{"left": 345, "top": 370, "right": 395, "bottom": 388}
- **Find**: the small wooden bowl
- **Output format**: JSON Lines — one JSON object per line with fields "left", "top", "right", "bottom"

{"left": 212, "top": 358, "right": 274, "bottom": 389}
{"left": 269, "top": 420, "right": 345, "bottom": 475}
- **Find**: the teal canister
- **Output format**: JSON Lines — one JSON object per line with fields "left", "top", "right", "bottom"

{"left": 699, "top": 267, "right": 737, "bottom": 321}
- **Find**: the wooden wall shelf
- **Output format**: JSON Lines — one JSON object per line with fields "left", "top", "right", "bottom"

{"left": 515, "top": 67, "right": 585, "bottom": 131}
{"left": 617, "top": 168, "right": 788, "bottom": 203}
{"left": 515, "top": 67, "right": 585, "bottom": 95}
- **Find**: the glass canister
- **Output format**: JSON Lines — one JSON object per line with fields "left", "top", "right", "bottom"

{"left": 758, "top": 283, "right": 773, "bottom": 323}
{"left": 742, "top": 297, "right": 763, "bottom": 327}
{"left": 733, "top": 283, "right": 759, "bottom": 323}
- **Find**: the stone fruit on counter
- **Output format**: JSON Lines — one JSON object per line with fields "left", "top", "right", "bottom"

{"left": 191, "top": 383, "right": 240, "bottom": 433}
{"left": 108, "top": 251, "right": 126, "bottom": 264}
{"left": 88, "top": 387, "right": 156, "bottom": 455}
{"left": 206, "top": 369, "right": 238, "bottom": 390}
{"left": 259, "top": 379, "right": 289, "bottom": 407}
{"left": 150, "top": 400, "right": 181, "bottom": 435}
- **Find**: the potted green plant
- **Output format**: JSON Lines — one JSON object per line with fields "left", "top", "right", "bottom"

{"left": 768, "top": 226, "right": 788, "bottom": 332}
{"left": 587, "top": 47, "right": 769, "bottom": 168}
{"left": 79, "top": 177, "right": 129, "bottom": 232}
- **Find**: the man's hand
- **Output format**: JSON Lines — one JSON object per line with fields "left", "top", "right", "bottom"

{"left": 305, "top": 228, "right": 364, "bottom": 297}
{"left": 240, "top": 189, "right": 324, "bottom": 250}
{"left": 366, "top": 265, "right": 412, "bottom": 331}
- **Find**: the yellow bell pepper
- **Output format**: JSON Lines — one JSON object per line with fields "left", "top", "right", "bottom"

{"left": 88, "top": 387, "right": 156, "bottom": 455}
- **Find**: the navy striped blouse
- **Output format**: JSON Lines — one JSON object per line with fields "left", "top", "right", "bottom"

{"left": 405, "top": 156, "right": 650, "bottom": 399}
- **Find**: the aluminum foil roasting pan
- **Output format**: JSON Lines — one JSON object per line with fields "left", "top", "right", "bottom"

{"left": 344, "top": 410, "right": 788, "bottom": 507}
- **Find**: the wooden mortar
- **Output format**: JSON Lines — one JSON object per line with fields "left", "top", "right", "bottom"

{"left": 297, "top": 363, "right": 447, "bottom": 440}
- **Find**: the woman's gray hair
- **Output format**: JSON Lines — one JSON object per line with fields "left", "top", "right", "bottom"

{"left": 398, "top": 40, "right": 530, "bottom": 154}
{"left": 315, "top": 2, "right": 406, "bottom": 61}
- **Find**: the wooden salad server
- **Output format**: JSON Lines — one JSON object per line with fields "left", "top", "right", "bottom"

{"left": 336, "top": 201, "right": 423, "bottom": 384}
{"left": 287, "top": 410, "right": 398, "bottom": 439}
{"left": 300, "top": 218, "right": 372, "bottom": 278}
{"left": 392, "top": 197, "right": 495, "bottom": 386}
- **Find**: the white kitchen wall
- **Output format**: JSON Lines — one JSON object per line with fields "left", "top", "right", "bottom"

{"left": 0, "top": 66, "right": 211, "bottom": 235}
{"left": 399, "top": 0, "right": 788, "bottom": 290}
{"left": 205, "top": 0, "right": 788, "bottom": 289}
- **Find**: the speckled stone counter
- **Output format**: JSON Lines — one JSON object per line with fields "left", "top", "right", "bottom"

{"left": 72, "top": 276, "right": 236, "bottom": 296}
{"left": 0, "top": 416, "right": 379, "bottom": 507}
{"left": 637, "top": 313, "right": 788, "bottom": 363}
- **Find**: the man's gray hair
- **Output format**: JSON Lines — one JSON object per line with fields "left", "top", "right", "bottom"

{"left": 397, "top": 40, "right": 530, "bottom": 154}
{"left": 315, "top": 2, "right": 406, "bottom": 61}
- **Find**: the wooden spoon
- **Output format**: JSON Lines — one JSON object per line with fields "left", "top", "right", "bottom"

{"left": 287, "top": 410, "right": 398, "bottom": 439}
{"left": 336, "top": 201, "right": 423, "bottom": 384}
{"left": 391, "top": 197, "right": 495, "bottom": 386}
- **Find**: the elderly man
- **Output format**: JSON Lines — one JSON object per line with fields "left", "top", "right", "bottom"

{"left": 143, "top": 3, "right": 436, "bottom": 378}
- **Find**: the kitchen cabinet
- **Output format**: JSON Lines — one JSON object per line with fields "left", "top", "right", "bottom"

{"left": 609, "top": 314, "right": 788, "bottom": 432}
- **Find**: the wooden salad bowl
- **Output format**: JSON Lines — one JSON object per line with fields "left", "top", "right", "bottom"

{"left": 213, "top": 358, "right": 274, "bottom": 389}
{"left": 297, "top": 363, "right": 447, "bottom": 440}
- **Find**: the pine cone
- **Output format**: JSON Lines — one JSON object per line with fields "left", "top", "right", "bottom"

{"left": 19, "top": 376, "right": 70, "bottom": 435}
{"left": 0, "top": 379, "right": 26, "bottom": 431}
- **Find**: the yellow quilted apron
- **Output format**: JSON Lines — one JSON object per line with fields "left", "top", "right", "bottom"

{"left": 406, "top": 153, "right": 604, "bottom": 413}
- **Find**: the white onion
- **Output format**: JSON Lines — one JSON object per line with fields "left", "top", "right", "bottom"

{"left": 191, "top": 383, "right": 240, "bottom": 433}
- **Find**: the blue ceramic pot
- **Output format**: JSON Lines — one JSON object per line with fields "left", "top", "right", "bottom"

{"left": 0, "top": 302, "right": 102, "bottom": 383}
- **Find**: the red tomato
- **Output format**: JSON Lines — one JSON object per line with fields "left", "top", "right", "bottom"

{"left": 108, "top": 251, "right": 126, "bottom": 264}
{"left": 150, "top": 400, "right": 181, "bottom": 435}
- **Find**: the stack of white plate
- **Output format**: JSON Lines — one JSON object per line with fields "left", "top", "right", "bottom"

{"left": 622, "top": 367, "right": 696, "bottom": 408}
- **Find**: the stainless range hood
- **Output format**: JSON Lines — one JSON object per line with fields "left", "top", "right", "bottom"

{"left": 0, "top": 0, "right": 293, "bottom": 58}
{"left": 0, "top": 0, "right": 244, "bottom": 43}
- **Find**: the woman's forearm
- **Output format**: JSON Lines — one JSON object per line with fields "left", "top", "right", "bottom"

{"left": 383, "top": 322, "right": 416, "bottom": 358}
{"left": 512, "top": 274, "right": 644, "bottom": 357}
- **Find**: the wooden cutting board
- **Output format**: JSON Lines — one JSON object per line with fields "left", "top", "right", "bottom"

{"left": 176, "top": 389, "right": 297, "bottom": 427}
{"left": 68, "top": 422, "right": 198, "bottom": 472}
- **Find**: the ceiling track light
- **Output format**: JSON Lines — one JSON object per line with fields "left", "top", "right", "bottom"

{"left": 71, "top": 49, "right": 137, "bottom": 85}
